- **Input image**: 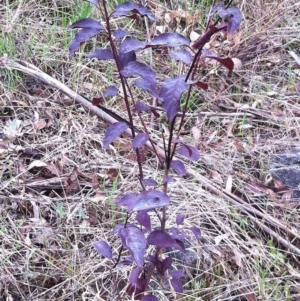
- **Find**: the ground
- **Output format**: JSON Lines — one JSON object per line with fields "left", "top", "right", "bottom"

{"left": 0, "top": 0, "right": 300, "bottom": 300}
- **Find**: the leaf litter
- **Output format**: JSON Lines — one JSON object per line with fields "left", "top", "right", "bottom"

{"left": 0, "top": 0, "right": 300, "bottom": 300}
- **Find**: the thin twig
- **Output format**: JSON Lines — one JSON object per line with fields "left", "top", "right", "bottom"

{"left": 1, "top": 56, "right": 300, "bottom": 256}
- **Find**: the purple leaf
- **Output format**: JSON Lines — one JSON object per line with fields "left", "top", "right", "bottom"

{"left": 121, "top": 61, "right": 156, "bottom": 85}
{"left": 87, "top": 48, "right": 114, "bottom": 60}
{"left": 208, "top": 3, "right": 242, "bottom": 34}
{"left": 201, "top": 43, "right": 234, "bottom": 72}
{"left": 170, "top": 270, "right": 185, "bottom": 280}
{"left": 116, "top": 256, "right": 134, "bottom": 267}
{"left": 93, "top": 241, "right": 112, "bottom": 259}
{"left": 92, "top": 96, "right": 103, "bottom": 106}
{"left": 116, "top": 190, "right": 170, "bottom": 212}
{"left": 114, "top": 28, "right": 131, "bottom": 39}
{"left": 176, "top": 214, "right": 185, "bottom": 225}
{"left": 113, "top": 2, "right": 156, "bottom": 22}
{"left": 160, "top": 75, "right": 187, "bottom": 121}
{"left": 162, "top": 256, "right": 172, "bottom": 273}
{"left": 168, "top": 227, "right": 187, "bottom": 240}
{"left": 142, "top": 295, "right": 159, "bottom": 301}
{"left": 135, "top": 101, "right": 150, "bottom": 112}
{"left": 134, "top": 79, "right": 159, "bottom": 98}
{"left": 190, "top": 226, "right": 201, "bottom": 241}
{"left": 133, "top": 133, "right": 149, "bottom": 150}
{"left": 147, "top": 230, "right": 181, "bottom": 249}
{"left": 120, "top": 37, "right": 146, "bottom": 54}
{"left": 119, "top": 226, "right": 146, "bottom": 267}
{"left": 171, "top": 279, "right": 183, "bottom": 293}
{"left": 145, "top": 255, "right": 157, "bottom": 264}
{"left": 120, "top": 50, "right": 137, "bottom": 68}
{"left": 214, "top": 57, "right": 234, "bottom": 72}
{"left": 175, "top": 239, "right": 185, "bottom": 251}
{"left": 86, "top": 0, "right": 99, "bottom": 5}
{"left": 112, "top": 223, "right": 135, "bottom": 235}
{"left": 136, "top": 211, "right": 151, "bottom": 231}
{"left": 126, "top": 278, "right": 146, "bottom": 296}
{"left": 69, "top": 27, "right": 101, "bottom": 58}
{"left": 143, "top": 178, "right": 158, "bottom": 187}
{"left": 103, "top": 122, "right": 128, "bottom": 149}
{"left": 103, "top": 85, "right": 118, "bottom": 98}
{"left": 129, "top": 266, "right": 143, "bottom": 286}
{"left": 171, "top": 160, "right": 186, "bottom": 176}
{"left": 177, "top": 145, "right": 201, "bottom": 161}
{"left": 194, "top": 81, "right": 208, "bottom": 90}
{"left": 218, "top": 7, "right": 242, "bottom": 34}
{"left": 148, "top": 33, "right": 189, "bottom": 47}
{"left": 169, "top": 49, "right": 192, "bottom": 64}
{"left": 205, "top": 56, "right": 234, "bottom": 72}
{"left": 163, "top": 176, "right": 175, "bottom": 184}
{"left": 208, "top": 2, "right": 226, "bottom": 17}
{"left": 115, "top": 193, "right": 137, "bottom": 209}
{"left": 68, "top": 18, "right": 104, "bottom": 30}
{"left": 132, "top": 190, "right": 170, "bottom": 211}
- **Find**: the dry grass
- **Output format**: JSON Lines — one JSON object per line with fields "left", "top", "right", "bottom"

{"left": 1, "top": 0, "right": 300, "bottom": 300}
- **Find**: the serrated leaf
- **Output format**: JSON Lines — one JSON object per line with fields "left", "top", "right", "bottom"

{"left": 120, "top": 50, "right": 137, "bottom": 68}
{"left": 176, "top": 214, "right": 185, "bottom": 225}
{"left": 160, "top": 75, "right": 187, "bottom": 121}
{"left": 69, "top": 27, "right": 101, "bottom": 57}
{"left": 142, "top": 295, "right": 159, "bottom": 301}
{"left": 177, "top": 145, "right": 201, "bottom": 161}
{"left": 169, "top": 49, "right": 192, "bottom": 64}
{"left": 171, "top": 279, "right": 183, "bottom": 293}
{"left": 171, "top": 160, "right": 186, "bottom": 176}
{"left": 136, "top": 211, "right": 151, "bottom": 231}
{"left": 120, "top": 37, "right": 146, "bottom": 54}
{"left": 103, "top": 122, "right": 128, "bottom": 149}
{"left": 148, "top": 33, "right": 189, "bottom": 47}
{"left": 143, "top": 178, "right": 158, "bottom": 187}
{"left": 121, "top": 61, "right": 156, "bottom": 84}
{"left": 68, "top": 18, "right": 103, "bottom": 30}
{"left": 147, "top": 230, "right": 181, "bottom": 249}
{"left": 93, "top": 241, "right": 112, "bottom": 259}
{"left": 114, "top": 28, "right": 131, "bottom": 39}
{"left": 113, "top": 2, "right": 156, "bottom": 22}
{"left": 133, "top": 133, "right": 149, "bottom": 150}
{"left": 119, "top": 226, "right": 146, "bottom": 267}
{"left": 190, "top": 226, "right": 201, "bottom": 241}
{"left": 87, "top": 48, "right": 114, "bottom": 60}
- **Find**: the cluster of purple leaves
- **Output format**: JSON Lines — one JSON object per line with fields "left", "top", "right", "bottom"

{"left": 68, "top": 1, "right": 242, "bottom": 300}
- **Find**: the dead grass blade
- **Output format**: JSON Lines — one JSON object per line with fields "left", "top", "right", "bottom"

{"left": 2, "top": 56, "right": 299, "bottom": 257}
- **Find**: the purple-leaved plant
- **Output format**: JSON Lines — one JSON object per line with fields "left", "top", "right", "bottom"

{"left": 68, "top": 1, "right": 242, "bottom": 300}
